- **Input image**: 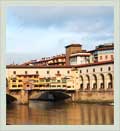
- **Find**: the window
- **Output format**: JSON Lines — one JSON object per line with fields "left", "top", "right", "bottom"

{"left": 100, "top": 56, "right": 102, "bottom": 60}
{"left": 100, "top": 68, "right": 103, "bottom": 72}
{"left": 12, "top": 78, "right": 16, "bottom": 82}
{"left": 46, "top": 78, "right": 50, "bottom": 82}
{"left": 86, "top": 83, "right": 90, "bottom": 90}
{"left": 25, "top": 71, "right": 27, "bottom": 74}
{"left": 40, "top": 79, "right": 44, "bottom": 82}
{"left": 34, "top": 75, "right": 38, "bottom": 78}
{"left": 80, "top": 70, "right": 82, "bottom": 73}
{"left": 52, "top": 85, "right": 56, "bottom": 87}
{"left": 51, "top": 79, "right": 56, "bottom": 82}
{"left": 67, "top": 70, "right": 70, "bottom": 74}
{"left": 18, "top": 85, "right": 22, "bottom": 87}
{"left": 57, "top": 71, "right": 60, "bottom": 74}
{"left": 108, "top": 67, "right": 111, "bottom": 71}
{"left": 93, "top": 68, "right": 95, "bottom": 72}
{"left": 19, "top": 80, "right": 22, "bottom": 82}
{"left": 105, "top": 55, "right": 108, "bottom": 59}
{"left": 12, "top": 85, "right": 17, "bottom": 87}
{"left": 57, "top": 80, "right": 60, "bottom": 83}
{"left": 86, "top": 69, "right": 88, "bottom": 73}
{"left": 13, "top": 71, "right": 16, "bottom": 74}
{"left": 108, "top": 82, "right": 112, "bottom": 89}
{"left": 70, "top": 56, "right": 77, "bottom": 63}
{"left": 93, "top": 83, "right": 97, "bottom": 90}
{"left": 80, "top": 84, "right": 83, "bottom": 90}
{"left": 36, "top": 71, "right": 39, "bottom": 74}
{"left": 18, "top": 75, "right": 21, "bottom": 78}
{"left": 111, "top": 55, "right": 113, "bottom": 60}
{"left": 47, "top": 71, "right": 49, "bottom": 74}
{"left": 62, "top": 79, "right": 66, "bottom": 83}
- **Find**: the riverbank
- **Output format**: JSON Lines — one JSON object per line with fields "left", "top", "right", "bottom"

{"left": 72, "top": 99, "right": 114, "bottom": 105}
{"left": 69, "top": 91, "right": 114, "bottom": 105}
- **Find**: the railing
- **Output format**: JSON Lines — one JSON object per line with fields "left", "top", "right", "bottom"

{"left": 8, "top": 86, "right": 67, "bottom": 90}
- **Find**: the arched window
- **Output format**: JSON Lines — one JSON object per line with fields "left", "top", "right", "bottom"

{"left": 85, "top": 75, "right": 90, "bottom": 91}
{"left": 36, "top": 71, "right": 39, "bottom": 74}
{"left": 93, "top": 68, "right": 95, "bottom": 72}
{"left": 107, "top": 73, "right": 113, "bottom": 90}
{"left": 99, "top": 74, "right": 105, "bottom": 91}
{"left": 13, "top": 71, "right": 16, "bottom": 74}
{"left": 92, "top": 74, "right": 97, "bottom": 91}
{"left": 108, "top": 67, "right": 111, "bottom": 71}
{"left": 79, "top": 75, "right": 83, "bottom": 91}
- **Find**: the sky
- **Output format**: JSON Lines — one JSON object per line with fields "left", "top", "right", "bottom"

{"left": 6, "top": 6, "right": 114, "bottom": 64}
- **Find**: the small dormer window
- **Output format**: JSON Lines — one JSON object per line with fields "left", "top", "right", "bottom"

{"left": 13, "top": 71, "right": 16, "bottom": 74}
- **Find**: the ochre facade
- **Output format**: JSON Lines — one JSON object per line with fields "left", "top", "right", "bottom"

{"left": 6, "top": 43, "right": 114, "bottom": 104}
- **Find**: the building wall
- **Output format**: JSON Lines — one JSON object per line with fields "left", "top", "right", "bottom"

{"left": 98, "top": 53, "right": 114, "bottom": 62}
{"left": 77, "top": 63, "right": 113, "bottom": 91}
{"left": 66, "top": 45, "right": 82, "bottom": 65}
{"left": 6, "top": 68, "right": 71, "bottom": 78}
{"left": 6, "top": 62, "right": 114, "bottom": 91}
{"left": 70, "top": 56, "right": 89, "bottom": 65}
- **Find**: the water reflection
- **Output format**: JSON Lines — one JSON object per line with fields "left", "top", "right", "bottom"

{"left": 7, "top": 101, "right": 114, "bottom": 125}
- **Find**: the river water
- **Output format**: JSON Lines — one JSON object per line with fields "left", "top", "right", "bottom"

{"left": 7, "top": 100, "right": 114, "bottom": 125}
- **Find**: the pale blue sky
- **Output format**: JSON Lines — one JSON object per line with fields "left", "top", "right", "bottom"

{"left": 6, "top": 6, "right": 114, "bottom": 64}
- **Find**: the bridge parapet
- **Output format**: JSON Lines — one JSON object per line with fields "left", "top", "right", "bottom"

{"left": 8, "top": 86, "right": 76, "bottom": 91}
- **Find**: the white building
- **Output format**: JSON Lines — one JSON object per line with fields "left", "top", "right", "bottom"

{"left": 70, "top": 52, "right": 91, "bottom": 65}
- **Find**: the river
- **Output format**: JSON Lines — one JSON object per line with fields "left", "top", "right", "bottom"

{"left": 7, "top": 100, "right": 114, "bottom": 125}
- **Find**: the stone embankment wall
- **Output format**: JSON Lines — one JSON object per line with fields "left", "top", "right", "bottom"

{"left": 70, "top": 91, "right": 114, "bottom": 103}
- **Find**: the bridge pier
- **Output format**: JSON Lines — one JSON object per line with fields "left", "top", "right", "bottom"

{"left": 19, "top": 89, "right": 29, "bottom": 104}
{"left": 70, "top": 91, "right": 79, "bottom": 102}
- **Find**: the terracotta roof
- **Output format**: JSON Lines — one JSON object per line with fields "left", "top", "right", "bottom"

{"left": 88, "top": 45, "right": 114, "bottom": 53}
{"left": 96, "top": 47, "right": 114, "bottom": 51}
{"left": 7, "top": 65, "right": 72, "bottom": 68}
{"left": 65, "top": 44, "right": 82, "bottom": 48}
{"left": 96, "top": 43, "right": 114, "bottom": 49}
{"left": 7, "top": 60, "right": 113, "bottom": 69}
{"left": 73, "top": 60, "right": 114, "bottom": 68}
{"left": 17, "top": 74, "right": 39, "bottom": 76}
{"left": 70, "top": 53, "right": 91, "bottom": 57}
{"left": 20, "top": 54, "right": 66, "bottom": 65}
{"left": 51, "top": 55, "right": 66, "bottom": 60}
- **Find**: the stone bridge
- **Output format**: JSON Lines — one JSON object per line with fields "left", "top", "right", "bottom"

{"left": 6, "top": 61, "right": 114, "bottom": 104}
{"left": 7, "top": 88, "right": 113, "bottom": 104}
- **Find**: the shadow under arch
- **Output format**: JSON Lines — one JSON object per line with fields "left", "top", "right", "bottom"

{"left": 92, "top": 74, "right": 97, "bottom": 91}
{"left": 6, "top": 78, "right": 9, "bottom": 93}
{"left": 79, "top": 75, "right": 83, "bottom": 91}
{"left": 99, "top": 73, "right": 105, "bottom": 91}
{"left": 85, "top": 75, "right": 90, "bottom": 91}
{"left": 106, "top": 73, "right": 113, "bottom": 90}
